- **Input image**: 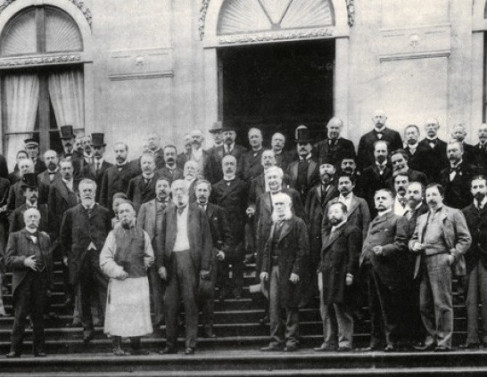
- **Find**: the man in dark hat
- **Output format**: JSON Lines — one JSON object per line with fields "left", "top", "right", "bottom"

{"left": 7, "top": 158, "right": 35, "bottom": 212}
{"left": 24, "top": 136, "right": 46, "bottom": 175}
{"left": 207, "top": 121, "right": 224, "bottom": 154}
{"left": 286, "top": 127, "right": 319, "bottom": 203}
{"left": 205, "top": 122, "right": 247, "bottom": 184}
{"left": 59, "top": 125, "right": 76, "bottom": 160}
{"left": 9, "top": 173, "right": 48, "bottom": 234}
{"left": 82, "top": 133, "right": 113, "bottom": 202}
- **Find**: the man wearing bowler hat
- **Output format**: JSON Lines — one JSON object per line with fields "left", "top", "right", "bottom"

{"left": 82, "top": 133, "right": 113, "bottom": 202}
{"left": 207, "top": 121, "right": 224, "bottom": 154}
{"left": 24, "top": 136, "right": 46, "bottom": 175}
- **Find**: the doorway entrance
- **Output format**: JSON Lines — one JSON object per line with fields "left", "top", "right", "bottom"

{"left": 219, "top": 39, "right": 335, "bottom": 149}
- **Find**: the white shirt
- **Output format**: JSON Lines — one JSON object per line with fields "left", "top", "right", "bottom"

{"left": 338, "top": 194, "right": 353, "bottom": 212}
{"left": 394, "top": 196, "right": 408, "bottom": 216}
{"left": 173, "top": 206, "right": 190, "bottom": 252}
{"left": 449, "top": 160, "right": 462, "bottom": 181}
{"left": 331, "top": 219, "right": 347, "bottom": 233}
{"left": 94, "top": 158, "right": 104, "bottom": 170}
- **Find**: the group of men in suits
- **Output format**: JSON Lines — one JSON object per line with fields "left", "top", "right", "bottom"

{"left": 3, "top": 109, "right": 487, "bottom": 357}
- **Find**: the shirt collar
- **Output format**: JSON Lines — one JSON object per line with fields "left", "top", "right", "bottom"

{"left": 475, "top": 197, "right": 487, "bottom": 209}
{"left": 331, "top": 219, "right": 347, "bottom": 231}
{"left": 374, "top": 126, "right": 386, "bottom": 133}
{"left": 377, "top": 208, "right": 392, "bottom": 217}
{"left": 451, "top": 160, "right": 462, "bottom": 169}
{"left": 142, "top": 172, "right": 155, "bottom": 180}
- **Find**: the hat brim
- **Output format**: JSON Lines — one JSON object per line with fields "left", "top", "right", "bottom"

{"left": 209, "top": 128, "right": 223, "bottom": 133}
{"left": 92, "top": 143, "right": 107, "bottom": 147}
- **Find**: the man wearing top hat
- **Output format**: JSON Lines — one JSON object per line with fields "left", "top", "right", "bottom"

{"left": 7, "top": 158, "right": 35, "bottom": 213}
{"left": 59, "top": 125, "right": 83, "bottom": 178}
{"left": 82, "top": 133, "right": 113, "bottom": 202}
{"left": 205, "top": 122, "right": 247, "bottom": 184}
{"left": 207, "top": 121, "right": 224, "bottom": 154}
{"left": 9, "top": 173, "right": 48, "bottom": 234}
{"left": 286, "top": 127, "right": 320, "bottom": 203}
{"left": 24, "top": 136, "right": 46, "bottom": 175}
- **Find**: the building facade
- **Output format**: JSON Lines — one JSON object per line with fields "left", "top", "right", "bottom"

{"left": 0, "top": 0, "right": 484, "bottom": 161}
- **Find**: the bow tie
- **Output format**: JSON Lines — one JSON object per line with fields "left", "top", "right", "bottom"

{"left": 48, "top": 171, "right": 56, "bottom": 175}
{"left": 450, "top": 166, "right": 458, "bottom": 173}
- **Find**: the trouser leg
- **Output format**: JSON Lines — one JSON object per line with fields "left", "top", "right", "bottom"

{"left": 478, "top": 263, "right": 487, "bottom": 344}
{"left": 367, "top": 267, "right": 383, "bottom": 347}
{"left": 10, "top": 274, "right": 33, "bottom": 354}
{"left": 419, "top": 263, "right": 436, "bottom": 347}
{"left": 323, "top": 304, "right": 338, "bottom": 348}
{"left": 269, "top": 266, "right": 284, "bottom": 346}
{"left": 334, "top": 303, "right": 354, "bottom": 349}
{"left": 148, "top": 264, "right": 164, "bottom": 325}
{"left": 164, "top": 256, "right": 180, "bottom": 349}
{"left": 285, "top": 307, "right": 299, "bottom": 347}
{"left": 31, "top": 272, "right": 48, "bottom": 354}
{"left": 465, "top": 263, "right": 480, "bottom": 345}
{"left": 78, "top": 260, "right": 94, "bottom": 331}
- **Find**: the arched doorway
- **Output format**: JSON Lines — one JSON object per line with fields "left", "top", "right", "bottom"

{"left": 202, "top": 0, "right": 350, "bottom": 147}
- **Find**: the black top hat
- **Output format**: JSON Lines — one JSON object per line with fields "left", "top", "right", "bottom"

{"left": 295, "top": 126, "right": 311, "bottom": 144}
{"left": 91, "top": 133, "right": 106, "bottom": 147}
{"left": 24, "top": 134, "right": 39, "bottom": 146}
{"left": 209, "top": 121, "right": 223, "bottom": 134}
{"left": 60, "top": 125, "right": 75, "bottom": 140}
{"left": 221, "top": 120, "right": 236, "bottom": 132}
{"left": 21, "top": 173, "right": 38, "bottom": 189}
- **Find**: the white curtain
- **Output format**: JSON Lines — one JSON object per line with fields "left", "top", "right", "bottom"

{"left": 4, "top": 74, "right": 40, "bottom": 165}
{"left": 48, "top": 69, "right": 84, "bottom": 132}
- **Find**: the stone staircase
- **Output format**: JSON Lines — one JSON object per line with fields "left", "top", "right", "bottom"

{"left": 0, "top": 261, "right": 486, "bottom": 376}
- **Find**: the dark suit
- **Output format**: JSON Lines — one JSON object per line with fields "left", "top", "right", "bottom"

{"left": 5, "top": 229, "right": 52, "bottom": 355}
{"left": 274, "top": 151, "right": 293, "bottom": 172}
{"left": 137, "top": 198, "right": 170, "bottom": 326}
{"left": 0, "top": 177, "right": 10, "bottom": 251}
{"left": 286, "top": 157, "right": 320, "bottom": 203}
{"left": 319, "top": 224, "right": 362, "bottom": 349}
{"left": 201, "top": 203, "right": 232, "bottom": 331}
{"left": 360, "top": 212, "right": 410, "bottom": 348}
{"left": 156, "top": 166, "right": 184, "bottom": 183}
{"left": 211, "top": 177, "right": 248, "bottom": 294}
{"left": 152, "top": 148, "right": 165, "bottom": 170}
{"left": 0, "top": 154, "right": 9, "bottom": 180}
{"left": 404, "top": 145, "right": 421, "bottom": 172}
{"left": 414, "top": 138, "right": 448, "bottom": 183}
{"left": 99, "top": 163, "right": 140, "bottom": 209}
{"left": 155, "top": 204, "right": 212, "bottom": 350}
{"left": 315, "top": 138, "right": 356, "bottom": 166}
{"left": 60, "top": 203, "right": 111, "bottom": 331}
{"left": 47, "top": 178, "right": 79, "bottom": 243}
{"left": 177, "top": 149, "right": 210, "bottom": 179}
{"left": 462, "top": 202, "right": 487, "bottom": 345}
{"left": 205, "top": 144, "right": 248, "bottom": 184}
{"left": 6, "top": 181, "right": 25, "bottom": 213}
{"left": 82, "top": 160, "right": 113, "bottom": 202}
{"left": 440, "top": 161, "right": 476, "bottom": 209}
{"left": 33, "top": 158, "right": 47, "bottom": 175}
{"left": 357, "top": 128, "right": 402, "bottom": 170}
{"left": 359, "top": 164, "right": 393, "bottom": 216}
{"left": 37, "top": 170, "right": 61, "bottom": 205}
{"left": 262, "top": 216, "right": 309, "bottom": 347}
{"left": 9, "top": 204, "right": 49, "bottom": 234}
{"left": 242, "top": 149, "right": 264, "bottom": 182}
{"left": 462, "top": 142, "right": 477, "bottom": 167}
{"left": 473, "top": 143, "right": 487, "bottom": 175}
{"left": 126, "top": 174, "right": 160, "bottom": 212}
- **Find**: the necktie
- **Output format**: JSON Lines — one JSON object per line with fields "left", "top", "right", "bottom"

{"left": 177, "top": 205, "right": 186, "bottom": 215}
{"left": 96, "top": 161, "right": 100, "bottom": 173}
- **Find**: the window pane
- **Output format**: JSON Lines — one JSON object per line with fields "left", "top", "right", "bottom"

{"left": 0, "top": 8, "right": 37, "bottom": 56}
{"left": 45, "top": 6, "right": 83, "bottom": 53}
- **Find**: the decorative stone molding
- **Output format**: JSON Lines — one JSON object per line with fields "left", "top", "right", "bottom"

{"left": 218, "top": 27, "right": 334, "bottom": 45}
{"left": 0, "top": 54, "right": 81, "bottom": 68}
{"left": 0, "top": 0, "right": 92, "bottom": 28}
{"left": 345, "top": 0, "right": 354, "bottom": 27}
{"left": 199, "top": 0, "right": 210, "bottom": 40}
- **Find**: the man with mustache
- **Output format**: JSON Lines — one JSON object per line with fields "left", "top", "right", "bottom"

{"left": 82, "top": 133, "right": 113, "bottom": 202}
{"left": 59, "top": 125, "right": 84, "bottom": 178}
{"left": 137, "top": 177, "right": 172, "bottom": 327}
{"left": 183, "top": 160, "right": 200, "bottom": 203}
{"left": 210, "top": 155, "right": 248, "bottom": 299}
{"left": 99, "top": 142, "right": 140, "bottom": 210}
{"left": 178, "top": 130, "right": 210, "bottom": 179}
{"left": 177, "top": 133, "right": 193, "bottom": 169}
{"left": 24, "top": 136, "right": 46, "bottom": 175}
{"left": 271, "top": 132, "right": 292, "bottom": 172}
{"left": 7, "top": 158, "right": 35, "bottom": 212}
{"left": 339, "top": 155, "right": 362, "bottom": 196}
{"left": 451, "top": 124, "right": 476, "bottom": 167}
{"left": 146, "top": 132, "right": 165, "bottom": 169}
{"left": 414, "top": 118, "right": 449, "bottom": 183}
{"left": 205, "top": 122, "right": 247, "bottom": 184}
{"left": 403, "top": 124, "right": 421, "bottom": 171}
{"left": 410, "top": 183, "right": 471, "bottom": 351}
{"left": 127, "top": 152, "right": 160, "bottom": 212}
{"left": 286, "top": 127, "right": 319, "bottom": 203}
{"left": 157, "top": 145, "right": 184, "bottom": 183}
{"left": 388, "top": 149, "right": 427, "bottom": 188}
{"left": 37, "top": 150, "right": 60, "bottom": 204}
{"left": 359, "top": 189, "right": 410, "bottom": 351}
{"left": 206, "top": 121, "right": 224, "bottom": 154}
{"left": 357, "top": 110, "right": 402, "bottom": 171}
{"left": 392, "top": 173, "right": 410, "bottom": 216}
{"left": 60, "top": 179, "right": 111, "bottom": 343}
{"left": 440, "top": 140, "right": 476, "bottom": 209}
{"left": 156, "top": 179, "right": 212, "bottom": 355}
{"left": 315, "top": 117, "right": 356, "bottom": 167}
{"left": 359, "top": 140, "right": 392, "bottom": 216}
{"left": 242, "top": 127, "right": 265, "bottom": 182}
{"left": 461, "top": 176, "right": 487, "bottom": 349}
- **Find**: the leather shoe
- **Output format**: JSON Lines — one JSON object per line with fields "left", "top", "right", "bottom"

{"left": 284, "top": 344, "right": 298, "bottom": 352}
{"left": 384, "top": 345, "right": 398, "bottom": 352}
{"left": 83, "top": 330, "right": 94, "bottom": 344}
{"left": 261, "top": 344, "right": 283, "bottom": 352}
{"left": 131, "top": 349, "right": 150, "bottom": 356}
{"left": 414, "top": 343, "right": 436, "bottom": 351}
{"left": 34, "top": 352, "right": 47, "bottom": 357}
{"left": 159, "top": 347, "right": 177, "bottom": 355}
{"left": 360, "top": 345, "right": 382, "bottom": 352}
{"left": 313, "top": 344, "right": 336, "bottom": 352}
{"left": 6, "top": 352, "right": 20, "bottom": 358}
{"left": 459, "top": 343, "right": 480, "bottom": 349}
{"left": 184, "top": 347, "right": 195, "bottom": 355}
{"left": 338, "top": 347, "right": 352, "bottom": 352}
{"left": 434, "top": 346, "right": 451, "bottom": 352}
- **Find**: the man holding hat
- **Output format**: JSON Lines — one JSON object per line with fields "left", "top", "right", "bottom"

{"left": 24, "top": 135, "right": 46, "bottom": 175}
{"left": 82, "top": 133, "right": 113, "bottom": 202}
{"left": 9, "top": 173, "right": 48, "bottom": 234}
{"left": 286, "top": 126, "right": 320, "bottom": 203}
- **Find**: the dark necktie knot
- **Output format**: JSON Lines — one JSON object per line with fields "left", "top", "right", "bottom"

{"left": 177, "top": 205, "right": 186, "bottom": 215}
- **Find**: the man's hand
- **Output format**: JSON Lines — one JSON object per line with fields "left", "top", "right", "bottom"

{"left": 246, "top": 207, "right": 255, "bottom": 217}
{"left": 317, "top": 272, "right": 323, "bottom": 292}
{"left": 446, "top": 254, "right": 455, "bottom": 266}
{"left": 200, "top": 270, "right": 210, "bottom": 280}
{"left": 411, "top": 242, "right": 424, "bottom": 253}
{"left": 158, "top": 267, "right": 167, "bottom": 280}
{"left": 144, "top": 259, "right": 153, "bottom": 269}
{"left": 372, "top": 246, "right": 383, "bottom": 256}
{"left": 117, "top": 270, "right": 129, "bottom": 280}
{"left": 260, "top": 272, "right": 269, "bottom": 281}
{"left": 24, "top": 255, "right": 37, "bottom": 271}
{"left": 63, "top": 256, "right": 68, "bottom": 266}
{"left": 289, "top": 273, "right": 299, "bottom": 284}
{"left": 216, "top": 250, "right": 225, "bottom": 261}
{"left": 346, "top": 273, "right": 354, "bottom": 286}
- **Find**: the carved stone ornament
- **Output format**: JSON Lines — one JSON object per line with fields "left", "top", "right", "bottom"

{"left": 0, "top": 0, "right": 92, "bottom": 28}
{"left": 0, "top": 54, "right": 82, "bottom": 68}
{"left": 218, "top": 27, "right": 334, "bottom": 45}
{"left": 345, "top": 0, "right": 354, "bottom": 27}
{"left": 199, "top": 0, "right": 210, "bottom": 40}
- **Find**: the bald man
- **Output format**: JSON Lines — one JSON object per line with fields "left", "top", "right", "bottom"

{"left": 315, "top": 117, "right": 356, "bottom": 167}
{"left": 357, "top": 110, "right": 402, "bottom": 171}
{"left": 451, "top": 124, "right": 476, "bottom": 167}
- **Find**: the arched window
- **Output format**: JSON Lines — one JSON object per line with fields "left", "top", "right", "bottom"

{"left": 0, "top": 5, "right": 85, "bottom": 164}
